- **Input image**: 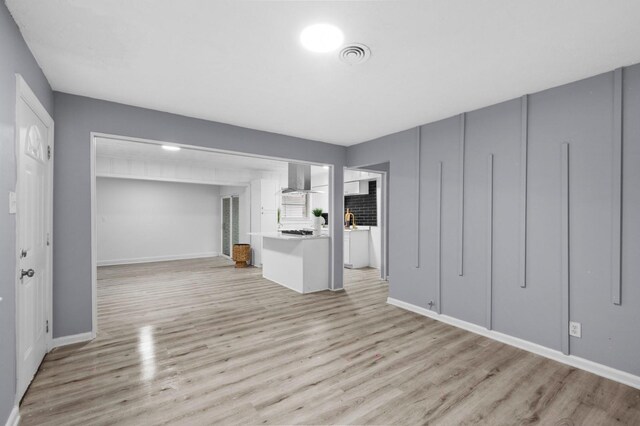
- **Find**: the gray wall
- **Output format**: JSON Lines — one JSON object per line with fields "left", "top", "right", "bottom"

{"left": 53, "top": 92, "right": 346, "bottom": 338}
{"left": 0, "top": 3, "right": 53, "bottom": 423}
{"left": 347, "top": 64, "right": 640, "bottom": 376}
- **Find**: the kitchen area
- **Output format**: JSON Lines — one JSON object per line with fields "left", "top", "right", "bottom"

{"left": 251, "top": 163, "right": 331, "bottom": 294}
{"left": 249, "top": 162, "right": 384, "bottom": 294}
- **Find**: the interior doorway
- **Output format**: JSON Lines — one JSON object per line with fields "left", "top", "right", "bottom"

{"left": 90, "top": 133, "right": 340, "bottom": 336}
{"left": 342, "top": 166, "right": 388, "bottom": 281}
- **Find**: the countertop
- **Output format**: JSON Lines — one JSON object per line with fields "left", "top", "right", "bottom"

{"left": 249, "top": 232, "right": 330, "bottom": 240}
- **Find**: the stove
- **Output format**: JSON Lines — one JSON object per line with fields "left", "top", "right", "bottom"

{"left": 281, "top": 229, "right": 313, "bottom": 236}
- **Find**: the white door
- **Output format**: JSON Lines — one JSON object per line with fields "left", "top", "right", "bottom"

{"left": 16, "top": 76, "right": 53, "bottom": 401}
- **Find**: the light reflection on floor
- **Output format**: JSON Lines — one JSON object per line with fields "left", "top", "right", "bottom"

{"left": 138, "top": 325, "right": 156, "bottom": 381}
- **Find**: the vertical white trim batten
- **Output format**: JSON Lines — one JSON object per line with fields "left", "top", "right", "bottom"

{"left": 486, "top": 154, "right": 494, "bottom": 330}
{"left": 519, "top": 95, "right": 529, "bottom": 288}
{"left": 415, "top": 127, "right": 421, "bottom": 269}
{"left": 561, "top": 143, "right": 570, "bottom": 355}
{"left": 435, "top": 162, "right": 443, "bottom": 314}
{"left": 458, "top": 113, "right": 466, "bottom": 276}
{"left": 611, "top": 68, "right": 623, "bottom": 306}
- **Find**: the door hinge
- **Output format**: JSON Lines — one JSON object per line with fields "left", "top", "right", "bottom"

{"left": 46, "top": 320, "right": 49, "bottom": 333}
{"left": 47, "top": 145, "right": 51, "bottom": 160}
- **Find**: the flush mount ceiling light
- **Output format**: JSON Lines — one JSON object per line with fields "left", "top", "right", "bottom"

{"left": 161, "top": 145, "right": 181, "bottom": 151}
{"left": 300, "top": 23, "right": 344, "bottom": 53}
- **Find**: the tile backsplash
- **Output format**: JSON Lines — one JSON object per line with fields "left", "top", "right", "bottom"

{"left": 344, "top": 180, "right": 377, "bottom": 226}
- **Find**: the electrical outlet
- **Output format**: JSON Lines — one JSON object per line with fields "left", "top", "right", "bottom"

{"left": 569, "top": 321, "right": 581, "bottom": 338}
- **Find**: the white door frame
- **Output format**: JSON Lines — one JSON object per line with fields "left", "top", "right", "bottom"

{"left": 344, "top": 166, "right": 389, "bottom": 281}
{"left": 90, "top": 132, "right": 340, "bottom": 335}
{"left": 14, "top": 74, "right": 54, "bottom": 402}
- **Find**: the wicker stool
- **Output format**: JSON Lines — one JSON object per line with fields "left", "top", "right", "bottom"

{"left": 232, "top": 244, "right": 251, "bottom": 268}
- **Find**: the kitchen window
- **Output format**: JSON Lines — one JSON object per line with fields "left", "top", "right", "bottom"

{"left": 281, "top": 193, "right": 308, "bottom": 219}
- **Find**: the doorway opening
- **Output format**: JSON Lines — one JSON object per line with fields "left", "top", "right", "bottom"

{"left": 90, "top": 133, "right": 337, "bottom": 336}
{"left": 221, "top": 195, "right": 240, "bottom": 258}
{"left": 342, "top": 165, "right": 389, "bottom": 282}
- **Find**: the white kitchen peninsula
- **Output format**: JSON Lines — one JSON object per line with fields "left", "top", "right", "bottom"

{"left": 261, "top": 233, "right": 329, "bottom": 293}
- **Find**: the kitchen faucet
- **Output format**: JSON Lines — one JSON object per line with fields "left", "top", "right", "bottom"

{"left": 344, "top": 208, "right": 357, "bottom": 229}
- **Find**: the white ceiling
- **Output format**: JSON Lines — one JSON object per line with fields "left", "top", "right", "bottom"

{"left": 8, "top": 1, "right": 640, "bottom": 145}
{"left": 96, "top": 136, "right": 329, "bottom": 180}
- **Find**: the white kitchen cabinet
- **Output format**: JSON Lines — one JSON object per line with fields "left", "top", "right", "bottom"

{"left": 344, "top": 180, "right": 370, "bottom": 196}
{"left": 344, "top": 170, "right": 377, "bottom": 182}
{"left": 344, "top": 229, "right": 369, "bottom": 268}
{"left": 250, "top": 179, "right": 278, "bottom": 266}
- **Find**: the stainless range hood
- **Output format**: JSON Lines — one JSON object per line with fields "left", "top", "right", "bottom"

{"left": 281, "top": 163, "right": 319, "bottom": 194}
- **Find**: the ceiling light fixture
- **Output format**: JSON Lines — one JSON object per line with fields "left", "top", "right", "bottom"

{"left": 162, "top": 145, "right": 181, "bottom": 151}
{"left": 300, "top": 23, "right": 344, "bottom": 53}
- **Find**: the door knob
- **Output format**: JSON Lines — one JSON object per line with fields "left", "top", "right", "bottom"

{"left": 20, "top": 269, "right": 35, "bottom": 279}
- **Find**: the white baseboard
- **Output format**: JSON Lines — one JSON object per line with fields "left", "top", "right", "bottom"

{"left": 97, "top": 252, "right": 219, "bottom": 266}
{"left": 51, "top": 331, "right": 94, "bottom": 349}
{"left": 387, "top": 297, "right": 640, "bottom": 390}
{"left": 5, "top": 406, "right": 19, "bottom": 426}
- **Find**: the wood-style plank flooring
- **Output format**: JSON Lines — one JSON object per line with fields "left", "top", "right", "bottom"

{"left": 20, "top": 258, "right": 640, "bottom": 425}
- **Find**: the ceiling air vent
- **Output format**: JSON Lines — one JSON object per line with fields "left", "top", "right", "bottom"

{"left": 339, "top": 43, "right": 371, "bottom": 65}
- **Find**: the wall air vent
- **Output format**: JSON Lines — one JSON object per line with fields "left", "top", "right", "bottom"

{"left": 339, "top": 43, "right": 371, "bottom": 65}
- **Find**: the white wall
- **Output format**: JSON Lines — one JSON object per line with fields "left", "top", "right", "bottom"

{"left": 220, "top": 185, "right": 250, "bottom": 245}
{"left": 309, "top": 167, "right": 330, "bottom": 223}
{"left": 97, "top": 178, "right": 220, "bottom": 265}
{"left": 310, "top": 191, "right": 329, "bottom": 217}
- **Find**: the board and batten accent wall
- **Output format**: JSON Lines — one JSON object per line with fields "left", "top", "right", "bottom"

{"left": 347, "top": 63, "right": 640, "bottom": 381}
{"left": 96, "top": 178, "right": 221, "bottom": 265}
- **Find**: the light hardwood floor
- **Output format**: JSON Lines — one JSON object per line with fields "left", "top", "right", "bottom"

{"left": 20, "top": 258, "right": 640, "bottom": 425}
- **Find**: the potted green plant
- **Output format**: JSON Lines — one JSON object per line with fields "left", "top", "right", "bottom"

{"left": 312, "top": 208, "right": 324, "bottom": 235}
